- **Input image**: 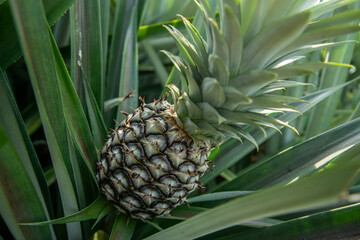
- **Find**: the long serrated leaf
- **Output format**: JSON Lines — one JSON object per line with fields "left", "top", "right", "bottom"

{"left": 270, "top": 62, "right": 353, "bottom": 79}
{"left": 20, "top": 198, "right": 110, "bottom": 226}
{"left": 208, "top": 54, "right": 230, "bottom": 85}
{"left": 115, "top": 3, "right": 139, "bottom": 123}
{"left": 142, "top": 39, "right": 169, "bottom": 85}
{"left": 109, "top": 215, "right": 136, "bottom": 240}
{"left": 0, "top": 120, "right": 54, "bottom": 239}
{"left": 280, "top": 25, "right": 360, "bottom": 56}
{"left": 201, "top": 78, "right": 359, "bottom": 184}
{"left": 241, "top": 11, "right": 310, "bottom": 71}
{"left": 82, "top": 74, "right": 108, "bottom": 149}
{"left": 146, "top": 144, "right": 360, "bottom": 240}
{"left": 70, "top": 0, "right": 104, "bottom": 108}
{"left": 230, "top": 70, "right": 278, "bottom": 95}
{"left": 0, "top": 70, "right": 53, "bottom": 217}
{"left": 209, "top": 18, "right": 229, "bottom": 67}
{"left": 197, "top": 102, "right": 226, "bottom": 124}
{"left": 201, "top": 77, "right": 226, "bottom": 107}
{"left": 8, "top": 0, "right": 82, "bottom": 238}
{"left": 105, "top": 0, "right": 137, "bottom": 126}
{"left": 50, "top": 29, "right": 98, "bottom": 176}
{"left": 306, "top": 2, "right": 360, "bottom": 137}
{"left": 0, "top": 0, "right": 77, "bottom": 69}
{"left": 307, "top": 9, "right": 360, "bottom": 31}
{"left": 216, "top": 117, "right": 360, "bottom": 192}
{"left": 178, "top": 15, "right": 208, "bottom": 66}
{"left": 222, "top": 4, "right": 243, "bottom": 77}
{"left": 229, "top": 203, "right": 360, "bottom": 239}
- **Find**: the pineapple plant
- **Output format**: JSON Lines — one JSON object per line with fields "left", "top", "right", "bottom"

{"left": 1, "top": 0, "right": 360, "bottom": 239}
{"left": 96, "top": 0, "right": 360, "bottom": 220}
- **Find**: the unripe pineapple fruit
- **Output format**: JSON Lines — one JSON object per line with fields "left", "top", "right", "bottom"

{"left": 97, "top": 99, "right": 211, "bottom": 219}
{"left": 97, "top": 0, "right": 358, "bottom": 219}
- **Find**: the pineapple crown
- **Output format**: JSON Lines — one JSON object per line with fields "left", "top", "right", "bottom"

{"left": 162, "top": 0, "right": 358, "bottom": 147}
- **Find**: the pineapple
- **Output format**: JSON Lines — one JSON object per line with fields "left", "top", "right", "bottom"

{"left": 96, "top": 0, "right": 356, "bottom": 219}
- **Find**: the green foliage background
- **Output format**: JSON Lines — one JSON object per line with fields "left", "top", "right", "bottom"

{"left": 0, "top": 0, "right": 360, "bottom": 239}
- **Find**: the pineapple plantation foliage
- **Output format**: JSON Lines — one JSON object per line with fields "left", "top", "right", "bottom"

{"left": 1, "top": 0, "right": 360, "bottom": 240}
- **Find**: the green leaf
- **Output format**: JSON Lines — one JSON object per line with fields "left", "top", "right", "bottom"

{"left": 241, "top": 11, "right": 310, "bottom": 71}
{"left": 270, "top": 62, "right": 353, "bottom": 79}
{"left": 225, "top": 203, "right": 360, "bottom": 239}
{"left": 221, "top": 86, "right": 252, "bottom": 110}
{"left": 209, "top": 18, "right": 229, "bottom": 67}
{"left": 281, "top": 25, "right": 360, "bottom": 56}
{"left": 201, "top": 77, "right": 226, "bottom": 107}
{"left": 145, "top": 144, "right": 360, "bottom": 240}
{"left": 197, "top": 102, "right": 226, "bottom": 124}
{"left": 306, "top": 2, "right": 360, "bottom": 138}
{"left": 0, "top": 118, "right": 54, "bottom": 239}
{"left": 309, "top": 0, "right": 359, "bottom": 19}
{"left": 0, "top": 0, "right": 77, "bottom": 69}
{"left": 138, "top": 17, "right": 192, "bottom": 41}
{"left": 20, "top": 198, "right": 110, "bottom": 226}
{"left": 216, "top": 117, "right": 360, "bottom": 192}
{"left": 109, "top": 215, "right": 136, "bottom": 240}
{"left": 105, "top": 0, "right": 137, "bottom": 127}
{"left": 230, "top": 70, "right": 278, "bottom": 95}
{"left": 142, "top": 39, "right": 169, "bottom": 85}
{"left": 50, "top": 30, "right": 99, "bottom": 175}
{"left": 115, "top": 3, "right": 139, "bottom": 124}
{"left": 81, "top": 70, "right": 108, "bottom": 149}
{"left": 70, "top": 0, "right": 104, "bottom": 108}
{"left": 178, "top": 15, "right": 208, "bottom": 66}
{"left": 307, "top": 9, "right": 360, "bottom": 31}
{"left": 188, "top": 191, "right": 253, "bottom": 203}
{"left": 8, "top": 0, "right": 82, "bottom": 237}
{"left": 222, "top": 4, "right": 243, "bottom": 77}
{"left": 208, "top": 54, "right": 230, "bottom": 85}
{"left": 0, "top": 70, "right": 53, "bottom": 217}
{"left": 201, "top": 79, "right": 358, "bottom": 184}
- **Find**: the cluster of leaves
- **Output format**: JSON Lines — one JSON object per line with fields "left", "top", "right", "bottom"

{"left": 1, "top": 0, "right": 360, "bottom": 239}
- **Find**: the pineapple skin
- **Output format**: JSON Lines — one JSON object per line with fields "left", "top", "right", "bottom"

{"left": 96, "top": 99, "right": 211, "bottom": 219}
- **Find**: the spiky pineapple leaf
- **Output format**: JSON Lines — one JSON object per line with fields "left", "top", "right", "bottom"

{"left": 8, "top": 0, "right": 82, "bottom": 238}
{"left": 71, "top": 0, "right": 104, "bottom": 108}
{"left": 307, "top": 9, "right": 360, "bottom": 31}
{"left": 274, "top": 40, "right": 357, "bottom": 67}
{"left": 115, "top": 3, "right": 139, "bottom": 124}
{"left": 81, "top": 72, "right": 108, "bottom": 149}
{"left": 105, "top": 1, "right": 139, "bottom": 127}
{"left": 280, "top": 25, "right": 360, "bottom": 56}
{"left": 0, "top": 0, "right": 77, "bottom": 69}
{"left": 109, "top": 215, "right": 136, "bottom": 240}
{"left": 208, "top": 54, "right": 230, "bottom": 85}
{"left": 187, "top": 191, "right": 253, "bottom": 203}
{"left": 50, "top": 29, "right": 99, "bottom": 174}
{"left": 0, "top": 70, "right": 52, "bottom": 216}
{"left": 201, "top": 77, "right": 226, "bottom": 107}
{"left": 0, "top": 115, "right": 54, "bottom": 240}
{"left": 201, "top": 78, "right": 360, "bottom": 184}
{"left": 215, "top": 117, "right": 360, "bottom": 192}
{"left": 306, "top": 3, "right": 359, "bottom": 138}
{"left": 270, "top": 62, "right": 353, "bottom": 79}
{"left": 146, "top": 143, "right": 360, "bottom": 240}
{"left": 241, "top": 11, "right": 310, "bottom": 71}
{"left": 178, "top": 15, "right": 208, "bottom": 66}
{"left": 230, "top": 70, "right": 278, "bottom": 95}
{"left": 222, "top": 86, "right": 252, "bottom": 110}
{"left": 20, "top": 198, "right": 111, "bottom": 226}
{"left": 309, "top": 0, "right": 359, "bottom": 19}
{"left": 221, "top": 4, "right": 243, "bottom": 77}
{"left": 204, "top": 203, "right": 360, "bottom": 239}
